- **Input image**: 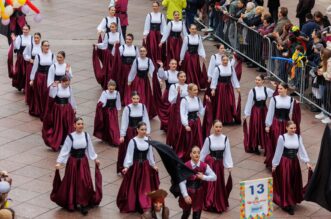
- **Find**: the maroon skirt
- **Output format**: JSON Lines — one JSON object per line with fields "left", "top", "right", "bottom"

{"left": 234, "top": 55, "right": 243, "bottom": 81}
{"left": 12, "top": 53, "right": 26, "bottom": 91}
{"left": 244, "top": 105, "right": 268, "bottom": 153}
{"left": 203, "top": 156, "right": 232, "bottom": 213}
{"left": 50, "top": 156, "right": 102, "bottom": 210}
{"left": 7, "top": 43, "right": 14, "bottom": 78}
{"left": 165, "top": 36, "right": 182, "bottom": 67}
{"left": 25, "top": 62, "right": 33, "bottom": 105}
{"left": 166, "top": 94, "right": 181, "bottom": 146}
{"left": 42, "top": 102, "right": 75, "bottom": 151}
{"left": 93, "top": 102, "right": 120, "bottom": 146}
{"left": 116, "top": 160, "right": 160, "bottom": 213}
{"left": 118, "top": 63, "right": 132, "bottom": 105}
{"left": 117, "top": 127, "right": 137, "bottom": 173}
{"left": 213, "top": 82, "right": 237, "bottom": 124}
{"left": 125, "top": 77, "right": 157, "bottom": 118}
{"left": 29, "top": 72, "right": 49, "bottom": 120}
{"left": 264, "top": 118, "right": 287, "bottom": 168}
{"left": 92, "top": 47, "right": 113, "bottom": 89}
{"left": 176, "top": 118, "right": 203, "bottom": 162}
{"left": 179, "top": 186, "right": 205, "bottom": 212}
{"left": 273, "top": 156, "right": 303, "bottom": 208}
{"left": 158, "top": 88, "right": 171, "bottom": 131}
{"left": 181, "top": 52, "right": 207, "bottom": 89}
{"left": 144, "top": 30, "right": 164, "bottom": 63}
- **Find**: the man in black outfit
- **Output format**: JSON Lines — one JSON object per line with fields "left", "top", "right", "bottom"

{"left": 267, "top": 0, "right": 280, "bottom": 23}
{"left": 296, "top": 0, "right": 315, "bottom": 29}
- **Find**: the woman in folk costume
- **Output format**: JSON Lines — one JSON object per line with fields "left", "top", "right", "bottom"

{"left": 47, "top": 51, "right": 73, "bottom": 88}
{"left": 141, "top": 189, "right": 170, "bottom": 219}
{"left": 51, "top": 117, "right": 102, "bottom": 216}
{"left": 177, "top": 83, "right": 206, "bottom": 161}
{"left": 126, "top": 47, "right": 157, "bottom": 118}
{"left": 143, "top": 1, "right": 166, "bottom": 63}
{"left": 23, "top": 32, "right": 41, "bottom": 105}
{"left": 11, "top": 24, "right": 32, "bottom": 91}
{"left": 159, "top": 10, "right": 187, "bottom": 67}
{"left": 97, "top": 6, "right": 122, "bottom": 36}
{"left": 42, "top": 76, "right": 76, "bottom": 152}
{"left": 117, "top": 121, "right": 159, "bottom": 213}
{"left": 272, "top": 121, "right": 312, "bottom": 215}
{"left": 210, "top": 55, "right": 241, "bottom": 125}
{"left": 93, "top": 22, "right": 124, "bottom": 89}
{"left": 117, "top": 91, "right": 151, "bottom": 174}
{"left": 200, "top": 120, "right": 233, "bottom": 213}
{"left": 29, "top": 40, "right": 55, "bottom": 119}
{"left": 113, "top": 0, "right": 128, "bottom": 37}
{"left": 166, "top": 71, "right": 188, "bottom": 147}
{"left": 265, "top": 83, "right": 301, "bottom": 168}
{"left": 156, "top": 59, "right": 179, "bottom": 131}
{"left": 179, "top": 24, "right": 207, "bottom": 90}
{"left": 243, "top": 74, "right": 274, "bottom": 155}
{"left": 112, "top": 33, "right": 139, "bottom": 104}
{"left": 93, "top": 80, "right": 121, "bottom": 146}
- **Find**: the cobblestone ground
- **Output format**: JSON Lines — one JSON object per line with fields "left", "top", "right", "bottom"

{"left": 0, "top": 0, "right": 330, "bottom": 218}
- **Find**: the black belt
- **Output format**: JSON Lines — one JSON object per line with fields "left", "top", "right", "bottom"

{"left": 282, "top": 148, "right": 298, "bottom": 159}
{"left": 165, "top": 80, "right": 174, "bottom": 90}
{"left": 170, "top": 31, "right": 181, "bottom": 38}
{"left": 187, "top": 180, "right": 202, "bottom": 189}
{"left": 54, "top": 75, "right": 63, "bottom": 81}
{"left": 133, "top": 151, "right": 148, "bottom": 163}
{"left": 106, "top": 99, "right": 116, "bottom": 108}
{"left": 128, "top": 116, "right": 143, "bottom": 128}
{"left": 14, "top": 46, "right": 26, "bottom": 54}
{"left": 37, "top": 65, "right": 50, "bottom": 74}
{"left": 218, "top": 76, "right": 231, "bottom": 83}
{"left": 137, "top": 70, "right": 148, "bottom": 78}
{"left": 54, "top": 96, "right": 69, "bottom": 104}
{"left": 108, "top": 43, "right": 114, "bottom": 51}
{"left": 210, "top": 150, "right": 224, "bottom": 160}
{"left": 254, "top": 100, "right": 266, "bottom": 108}
{"left": 70, "top": 148, "right": 85, "bottom": 158}
{"left": 275, "top": 109, "right": 290, "bottom": 121}
{"left": 121, "top": 56, "right": 135, "bottom": 65}
{"left": 187, "top": 45, "right": 198, "bottom": 54}
{"left": 31, "top": 55, "right": 36, "bottom": 60}
{"left": 150, "top": 23, "right": 161, "bottom": 31}
{"left": 188, "top": 111, "right": 198, "bottom": 121}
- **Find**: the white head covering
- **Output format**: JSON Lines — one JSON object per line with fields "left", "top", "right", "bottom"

{"left": 327, "top": 5, "right": 331, "bottom": 15}
{"left": 0, "top": 181, "right": 10, "bottom": 194}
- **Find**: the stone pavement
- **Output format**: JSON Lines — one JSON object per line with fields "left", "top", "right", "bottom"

{"left": 0, "top": 0, "right": 330, "bottom": 218}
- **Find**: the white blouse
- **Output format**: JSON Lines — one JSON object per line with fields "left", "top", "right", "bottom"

{"left": 112, "top": 44, "right": 139, "bottom": 57}
{"left": 272, "top": 133, "right": 310, "bottom": 167}
{"left": 57, "top": 132, "right": 98, "bottom": 163}
{"left": 49, "top": 84, "right": 77, "bottom": 109}
{"left": 180, "top": 34, "right": 206, "bottom": 61}
{"left": 207, "top": 53, "right": 236, "bottom": 78}
{"left": 123, "top": 136, "right": 155, "bottom": 168}
{"left": 200, "top": 134, "right": 234, "bottom": 168}
{"left": 97, "top": 16, "right": 122, "bottom": 33}
{"left": 180, "top": 96, "right": 205, "bottom": 126}
{"left": 160, "top": 20, "right": 188, "bottom": 43}
{"left": 30, "top": 52, "right": 55, "bottom": 80}
{"left": 120, "top": 103, "right": 151, "bottom": 136}
{"left": 14, "top": 34, "right": 32, "bottom": 50}
{"left": 143, "top": 12, "right": 166, "bottom": 36}
{"left": 210, "top": 64, "right": 240, "bottom": 89}
{"left": 168, "top": 83, "right": 188, "bottom": 104}
{"left": 157, "top": 68, "right": 179, "bottom": 84}
{"left": 98, "top": 90, "right": 121, "bottom": 110}
{"left": 265, "top": 95, "right": 294, "bottom": 127}
{"left": 244, "top": 86, "right": 274, "bottom": 116}
{"left": 128, "top": 57, "right": 155, "bottom": 83}
{"left": 97, "top": 32, "right": 125, "bottom": 50}
{"left": 47, "top": 63, "right": 73, "bottom": 87}
{"left": 23, "top": 42, "right": 41, "bottom": 61}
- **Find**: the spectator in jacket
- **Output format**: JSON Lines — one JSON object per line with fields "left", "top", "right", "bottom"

{"left": 267, "top": 0, "right": 280, "bottom": 23}
{"left": 314, "top": 11, "right": 331, "bottom": 30}
{"left": 274, "top": 7, "right": 290, "bottom": 35}
{"left": 296, "top": 0, "right": 315, "bottom": 29}
{"left": 162, "top": 0, "right": 187, "bottom": 21}
{"left": 302, "top": 13, "right": 320, "bottom": 39}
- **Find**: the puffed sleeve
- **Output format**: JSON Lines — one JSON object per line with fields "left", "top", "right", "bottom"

{"left": 147, "top": 145, "right": 156, "bottom": 167}
{"left": 48, "top": 86, "right": 58, "bottom": 98}
{"left": 223, "top": 137, "right": 234, "bottom": 168}
{"left": 128, "top": 59, "right": 138, "bottom": 84}
{"left": 272, "top": 136, "right": 285, "bottom": 167}
{"left": 198, "top": 97, "right": 205, "bottom": 117}
{"left": 47, "top": 64, "right": 56, "bottom": 87}
{"left": 198, "top": 36, "right": 206, "bottom": 58}
{"left": 143, "top": 14, "right": 151, "bottom": 36}
{"left": 30, "top": 54, "right": 39, "bottom": 80}
{"left": 179, "top": 180, "right": 188, "bottom": 197}
{"left": 97, "top": 17, "right": 107, "bottom": 32}
{"left": 182, "top": 22, "right": 188, "bottom": 37}
{"left": 98, "top": 91, "right": 107, "bottom": 107}
{"left": 86, "top": 133, "right": 98, "bottom": 160}
{"left": 23, "top": 44, "right": 31, "bottom": 61}
{"left": 160, "top": 13, "right": 167, "bottom": 35}
{"left": 157, "top": 67, "right": 167, "bottom": 80}
{"left": 116, "top": 18, "right": 123, "bottom": 35}
{"left": 14, "top": 36, "right": 21, "bottom": 50}
{"left": 230, "top": 66, "right": 240, "bottom": 88}
{"left": 119, "top": 33, "right": 125, "bottom": 45}
{"left": 160, "top": 21, "right": 171, "bottom": 43}
{"left": 123, "top": 139, "right": 135, "bottom": 168}
{"left": 96, "top": 33, "right": 109, "bottom": 50}
{"left": 120, "top": 106, "right": 129, "bottom": 136}
{"left": 202, "top": 164, "right": 217, "bottom": 181}
{"left": 265, "top": 97, "right": 275, "bottom": 127}
{"left": 210, "top": 67, "right": 219, "bottom": 89}
{"left": 148, "top": 59, "right": 155, "bottom": 78}
{"left": 180, "top": 98, "right": 188, "bottom": 126}
{"left": 69, "top": 87, "right": 77, "bottom": 110}
{"left": 168, "top": 84, "right": 178, "bottom": 104}
{"left": 207, "top": 55, "right": 216, "bottom": 79}
{"left": 180, "top": 36, "right": 188, "bottom": 61}
{"left": 56, "top": 135, "right": 72, "bottom": 163}
{"left": 116, "top": 92, "right": 121, "bottom": 110}
{"left": 142, "top": 104, "right": 151, "bottom": 134}
{"left": 200, "top": 138, "right": 210, "bottom": 162}
{"left": 298, "top": 135, "right": 310, "bottom": 163}
{"left": 267, "top": 87, "right": 274, "bottom": 97}
{"left": 244, "top": 89, "right": 254, "bottom": 116}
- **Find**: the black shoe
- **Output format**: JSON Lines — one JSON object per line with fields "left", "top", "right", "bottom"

{"left": 288, "top": 206, "right": 295, "bottom": 215}
{"left": 310, "top": 106, "right": 321, "bottom": 112}
{"left": 80, "top": 206, "right": 88, "bottom": 216}
{"left": 254, "top": 148, "right": 261, "bottom": 155}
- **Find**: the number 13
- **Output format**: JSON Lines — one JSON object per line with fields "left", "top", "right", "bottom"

{"left": 249, "top": 184, "right": 265, "bottom": 195}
